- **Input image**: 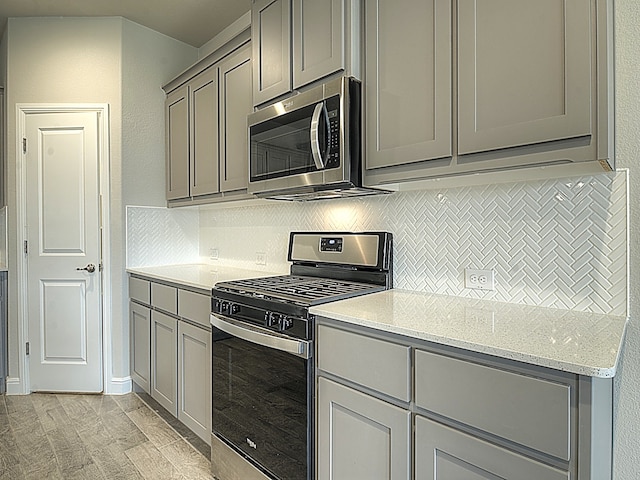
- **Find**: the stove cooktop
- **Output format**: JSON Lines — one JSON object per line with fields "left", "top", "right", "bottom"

{"left": 213, "top": 275, "right": 386, "bottom": 306}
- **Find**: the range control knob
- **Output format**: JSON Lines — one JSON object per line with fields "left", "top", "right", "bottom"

{"left": 281, "top": 317, "right": 294, "bottom": 331}
{"left": 231, "top": 304, "right": 240, "bottom": 314}
{"left": 220, "top": 302, "right": 229, "bottom": 313}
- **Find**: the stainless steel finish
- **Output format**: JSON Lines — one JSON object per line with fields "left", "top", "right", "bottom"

{"left": 248, "top": 76, "right": 366, "bottom": 199}
{"left": 310, "top": 102, "right": 327, "bottom": 170}
{"left": 211, "top": 433, "right": 273, "bottom": 480}
{"left": 211, "top": 313, "right": 311, "bottom": 359}
{"left": 290, "top": 233, "right": 380, "bottom": 267}
{"left": 76, "top": 263, "right": 96, "bottom": 273}
{"left": 248, "top": 77, "right": 336, "bottom": 127}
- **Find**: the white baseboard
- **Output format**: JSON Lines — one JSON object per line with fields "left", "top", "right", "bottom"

{"left": 6, "top": 377, "right": 27, "bottom": 395}
{"left": 106, "top": 376, "right": 132, "bottom": 395}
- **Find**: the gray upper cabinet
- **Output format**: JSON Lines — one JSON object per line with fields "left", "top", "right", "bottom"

{"left": 457, "top": 0, "right": 591, "bottom": 155}
{"left": 164, "top": 39, "right": 252, "bottom": 204}
{"left": 252, "top": 0, "right": 292, "bottom": 105}
{"left": 293, "top": 0, "right": 349, "bottom": 89}
{"left": 165, "top": 69, "right": 220, "bottom": 202}
{"left": 165, "top": 86, "right": 190, "bottom": 200}
{"left": 190, "top": 67, "right": 220, "bottom": 197}
{"left": 364, "top": 0, "right": 452, "bottom": 170}
{"left": 253, "top": 0, "right": 359, "bottom": 106}
{"left": 364, "top": 0, "right": 614, "bottom": 186}
{"left": 219, "top": 43, "right": 252, "bottom": 193}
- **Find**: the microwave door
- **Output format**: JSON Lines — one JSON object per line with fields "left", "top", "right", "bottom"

{"left": 250, "top": 102, "right": 324, "bottom": 183}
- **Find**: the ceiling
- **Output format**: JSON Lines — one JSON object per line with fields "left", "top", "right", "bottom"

{"left": 0, "top": 0, "right": 251, "bottom": 48}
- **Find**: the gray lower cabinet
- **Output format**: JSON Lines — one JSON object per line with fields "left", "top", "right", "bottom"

{"left": 130, "top": 302, "right": 151, "bottom": 393}
{"left": 177, "top": 321, "right": 211, "bottom": 443}
{"left": 415, "top": 416, "right": 569, "bottom": 480}
{"left": 317, "top": 377, "right": 410, "bottom": 480}
{"left": 151, "top": 310, "right": 178, "bottom": 416}
{"left": 129, "top": 274, "right": 212, "bottom": 444}
{"left": 316, "top": 320, "right": 612, "bottom": 480}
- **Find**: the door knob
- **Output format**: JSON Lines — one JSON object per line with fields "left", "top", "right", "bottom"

{"left": 76, "top": 264, "right": 96, "bottom": 273}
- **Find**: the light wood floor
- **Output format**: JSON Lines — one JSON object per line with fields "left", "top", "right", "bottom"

{"left": 0, "top": 392, "right": 212, "bottom": 479}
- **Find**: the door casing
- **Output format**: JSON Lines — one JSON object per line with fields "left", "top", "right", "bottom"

{"left": 15, "top": 104, "right": 113, "bottom": 394}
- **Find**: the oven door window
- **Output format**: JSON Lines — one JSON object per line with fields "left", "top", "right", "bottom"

{"left": 212, "top": 327, "right": 311, "bottom": 480}
{"left": 250, "top": 96, "right": 340, "bottom": 182}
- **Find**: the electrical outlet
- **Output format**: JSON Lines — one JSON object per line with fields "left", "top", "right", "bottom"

{"left": 209, "top": 248, "right": 219, "bottom": 260}
{"left": 464, "top": 268, "right": 495, "bottom": 290}
{"left": 255, "top": 252, "right": 267, "bottom": 266}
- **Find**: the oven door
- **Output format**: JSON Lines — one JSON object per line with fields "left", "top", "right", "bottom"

{"left": 211, "top": 314, "right": 313, "bottom": 480}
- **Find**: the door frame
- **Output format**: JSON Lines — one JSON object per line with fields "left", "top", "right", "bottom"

{"left": 15, "top": 104, "right": 112, "bottom": 394}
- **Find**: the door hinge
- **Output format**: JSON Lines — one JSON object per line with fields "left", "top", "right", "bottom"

{"left": 26, "top": 342, "right": 30, "bottom": 355}
{"left": 24, "top": 240, "right": 28, "bottom": 255}
{"left": 22, "top": 138, "right": 27, "bottom": 153}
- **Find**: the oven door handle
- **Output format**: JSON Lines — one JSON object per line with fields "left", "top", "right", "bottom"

{"left": 211, "top": 314, "right": 312, "bottom": 359}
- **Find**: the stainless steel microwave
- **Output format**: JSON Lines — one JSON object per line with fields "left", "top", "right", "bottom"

{"left": 247, "top": 76, "right": 389, "bottom": 200}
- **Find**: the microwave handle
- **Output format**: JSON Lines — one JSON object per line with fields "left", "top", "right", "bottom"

{"left": 310, "top": 102, "right": 329, "bottom": 170}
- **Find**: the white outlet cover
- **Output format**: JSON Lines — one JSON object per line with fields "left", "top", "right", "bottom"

{"left": 464, "top": 268, "right": 495, "bottom": 290}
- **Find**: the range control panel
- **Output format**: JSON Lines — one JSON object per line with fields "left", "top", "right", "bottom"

{"left": 320, "top": 237, "right": 343, "bottom": 252}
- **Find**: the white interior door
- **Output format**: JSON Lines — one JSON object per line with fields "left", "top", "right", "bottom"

{"left": 25, "top": 111, "right": 103, "bottom": 393}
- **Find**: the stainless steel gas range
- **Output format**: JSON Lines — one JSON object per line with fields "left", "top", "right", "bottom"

{"left": 210, "top": 231, "right": 393, "bottom": 480}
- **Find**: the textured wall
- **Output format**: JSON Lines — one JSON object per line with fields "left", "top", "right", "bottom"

{"left": 613, "top": 1, "right": 640, "bottom": 478}
{"left": 119, "top": 19, "right": 197, "bottom": 381}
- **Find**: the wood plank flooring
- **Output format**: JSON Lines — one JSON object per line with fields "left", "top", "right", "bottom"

{"left": 0, "top": 393, "right": 212, "bottom": 479}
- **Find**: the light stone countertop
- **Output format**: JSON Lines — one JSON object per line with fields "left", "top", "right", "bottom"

{"left": 126, "top": 263, "right": 278, "bottom": 294}
{"left": 310, "top": 289, "right": 628, "bottom": 378}
{"left": 126, "top": 265, "right": 628, "bottom": 378}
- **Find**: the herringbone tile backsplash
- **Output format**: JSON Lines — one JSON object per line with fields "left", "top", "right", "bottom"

{"left": 128, "top": 170, "right": 628, "bottom": 316}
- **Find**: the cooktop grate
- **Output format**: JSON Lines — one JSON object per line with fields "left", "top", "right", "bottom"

{"left": 214, "top": 275, "right": 385, "bottom": 306}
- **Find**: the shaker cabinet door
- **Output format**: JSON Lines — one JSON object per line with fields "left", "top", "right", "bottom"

{"left": 317, "top": 377, "right": 410, "bottom": 480}
{"left": 177, "top": 321, "right": 211, "bottom": 443}
{"left": 219, "top": 44, "right": 253, "bottom": 193}
{"left": 165, "top": 85, "right": 190, "bottom": 200}
{"left": 190, "top": 66, "right": 220, "bottom": 197}
{"left": 252, "top": 0, "right": 291, "bottom": 105}
{"left": 364, "top": 0, "right": 452, "bottom": 170}
{"left": 130, "top": 302, "right": 151, "bottom": 393}
{"left": 457, "top": 0, "right": 592, "bottom": 155}
{"left": 293, "top": 0, "right": 345, "bottom": 89}
{"left": 415, "top": 416, "right": 569, "bottom": 480}
{"left": 151, "top": 310, "right": 178, "bottom": 416}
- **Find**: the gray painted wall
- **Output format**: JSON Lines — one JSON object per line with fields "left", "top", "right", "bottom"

{"left": 613, "top": 1, "right": 640, "bottom": 479}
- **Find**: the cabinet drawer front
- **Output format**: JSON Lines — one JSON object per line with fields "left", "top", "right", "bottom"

{"left": 415, "top": 416, "right": 569, "bottom": 480}
{"left": 178, "top": 289, "right": 211, "bottom": 328}
{"left": 129, "top": 277, "right": 150, "bottom": 305}
{"left": 415, "top": 350, "right": 571, "bottom": 460}
{"left": 151, "top": 283, "right": 178, "bottom": 315}
{"left": 317, "top": 324, "right": 411, "bottom": 402}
